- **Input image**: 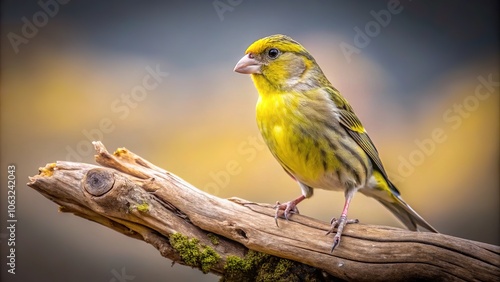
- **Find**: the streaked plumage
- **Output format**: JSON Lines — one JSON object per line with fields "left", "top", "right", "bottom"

{"left": 234, "top": 34, "right": 438, "bottom": 250}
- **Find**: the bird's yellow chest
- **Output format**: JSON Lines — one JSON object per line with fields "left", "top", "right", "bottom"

{"left": 256, "top": 93, "right": 326, "bottom": 183}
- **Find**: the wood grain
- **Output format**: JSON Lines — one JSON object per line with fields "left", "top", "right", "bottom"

{"left": 28, "top": 141, "right": 500, "bottom": 281}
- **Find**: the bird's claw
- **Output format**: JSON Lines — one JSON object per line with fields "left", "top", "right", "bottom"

{"left": 274, "top": 200, "right": 300, "bottom": 226}
{"left": 326, "top": 216, "right": 359, "bottom": 252}
{"left": 328, "top": 217, "right": 359, "bottom": 229}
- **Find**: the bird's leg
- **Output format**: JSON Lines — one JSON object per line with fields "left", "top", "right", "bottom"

{"left": 326, "top": 189, "right": 359, "bottom": 251}
{"left": 274, "top": 195, "right": 306, "bottom": 226}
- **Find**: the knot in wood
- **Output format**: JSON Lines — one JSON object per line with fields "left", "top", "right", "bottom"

{"left": 84, "top": 168, "right": 115, "bottom": 196}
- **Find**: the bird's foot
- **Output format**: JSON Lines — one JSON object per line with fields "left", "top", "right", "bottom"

{"left": 328, "top": 216, "right": 359, "bottom": 227}
{"left": 274, "top": 200, "right": 300, "bottom": 226}
{"left": 326, "top": 216, "right": 359, "bottom": 251}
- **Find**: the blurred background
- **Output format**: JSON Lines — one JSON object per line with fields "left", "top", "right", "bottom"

{"left": 1, "top": 0, "right": 498, "bottom": 281}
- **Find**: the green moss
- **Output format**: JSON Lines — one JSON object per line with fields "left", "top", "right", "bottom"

{"left": 224, "top": 251, "right": 270, "bottom": 274}
{"left": 223, "top": 251, "right": 275, "bottom": 281}
{"left": 200, "top": 246, "right": 219, "bottom": 273}
{"left": 222, "top": 250, "right": 330, "bottom": 282}
{"left": 271, "top": 259, "right": 294, "bottom": 278}
{"left": 113, "top": 147, "right": 128, "bottom": 156}
{"left": 225, "top": 256, "right": 248, "bottom": 273}
{"left": 39, "top": 163, "right": 56, "bottom": 177}
{"left": 207, "top": 233, "right": 220, "bottom": 245}
{"left": 169, "top": 233, "right": 220, "bottom": 274}
{"left": 128, "top": 201, "right": 149, "bottom": 213}
{"left": 135, "top": 202, "right": 149, "bottom": 212}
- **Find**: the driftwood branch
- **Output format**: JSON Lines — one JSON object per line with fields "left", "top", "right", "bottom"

{"left": 28, "top": 141, "right": 500, "bottom": 281}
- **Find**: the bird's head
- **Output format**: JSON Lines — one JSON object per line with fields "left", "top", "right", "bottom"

{"left": 234, "top": 34, "right": 325, "bottom": 92}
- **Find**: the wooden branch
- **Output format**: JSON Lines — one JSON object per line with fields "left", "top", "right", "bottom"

{"left": 28, "top": 141, "right": 500, "bottom": 281}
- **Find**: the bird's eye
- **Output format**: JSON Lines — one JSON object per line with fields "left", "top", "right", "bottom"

{"left": 267, "top": 48, "right": 280, "bottom": 59}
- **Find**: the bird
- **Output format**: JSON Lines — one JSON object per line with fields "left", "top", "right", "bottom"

{"left": 233, "top": 34, "right": 438, "bottom": 251}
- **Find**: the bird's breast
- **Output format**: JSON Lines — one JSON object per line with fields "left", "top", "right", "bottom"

{"left": 256, "top": 93, "right": 342, "bottom": 187}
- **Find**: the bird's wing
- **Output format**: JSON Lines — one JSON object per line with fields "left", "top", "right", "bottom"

{"left": 326, "top": 87, "right": 393, "bottom": 187}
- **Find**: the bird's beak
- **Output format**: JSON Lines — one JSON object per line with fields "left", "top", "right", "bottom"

{"left": 234, "top": 53, "right": 262, "bottom": 74}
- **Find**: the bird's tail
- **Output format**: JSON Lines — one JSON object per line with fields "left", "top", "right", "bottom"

{"left": 378, "top": 193, "right": 438, "bottom": 232}
{"left": 361, "top": 177, "right": 438, "bottom": 232}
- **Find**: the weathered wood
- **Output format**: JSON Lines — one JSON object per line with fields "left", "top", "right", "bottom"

{"left": 28, "top": 141, "right": 500, "bottom": 281}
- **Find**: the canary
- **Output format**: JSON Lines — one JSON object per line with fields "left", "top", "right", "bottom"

{"left": 234, "top": 34, "right": 438, "bottom": 250}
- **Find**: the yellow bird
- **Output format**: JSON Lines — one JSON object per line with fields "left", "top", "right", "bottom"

{"left": 234, "top": 34, "right": 438, "bottom": 250}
